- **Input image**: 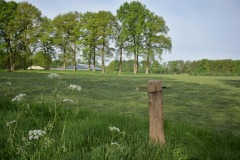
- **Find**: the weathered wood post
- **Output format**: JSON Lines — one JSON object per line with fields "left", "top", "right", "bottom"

{"left": 148, "top": 80, "right": 165, "bottom": 144}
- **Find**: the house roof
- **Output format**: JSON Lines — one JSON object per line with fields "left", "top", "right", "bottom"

{"left": 27, "top": 66, "right": 44, "bottom": 70}
{"left": 66, "top": 64, "right": 102, "bottom": 71}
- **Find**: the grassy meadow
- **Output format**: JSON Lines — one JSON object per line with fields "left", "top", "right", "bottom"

{"left": 0, "top": 70, "right": 240, "bottom": 159}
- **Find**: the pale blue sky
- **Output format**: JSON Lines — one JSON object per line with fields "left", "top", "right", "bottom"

{"left": 7, "top": 0, "right": 240, "bottom": 62}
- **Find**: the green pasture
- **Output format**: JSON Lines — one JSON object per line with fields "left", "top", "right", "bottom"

{"left": 0, "top": 71, "right": 240, "bottom": 159}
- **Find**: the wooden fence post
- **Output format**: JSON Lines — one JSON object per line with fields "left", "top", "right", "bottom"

{"left": 148, "top": 80, "right": 165, "bottom": 144}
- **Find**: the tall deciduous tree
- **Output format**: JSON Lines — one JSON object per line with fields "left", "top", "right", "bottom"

{"left": 114, "top": 19, "right": 126, "bottom": 75}
{"left": 81, "top": 12, "right": 99, "bottom": 71}
{"left": 144, "top": 12, "right": 172, "bottom": 74}
{"left": 4, "top": 1, "right": 42, "bottom": 70}
{"left": 95, "top": 11, "right": 115, "bottom": 74}
{"left": 15, "top": 2, "right": 42, "bottom": 69}
{"left": 38, "top": 16, "right": 55, "bottom": 69}
{"left": 0, "top": 0, "right": 18, "bottom": 71}
{"left": 117, "top": 1, "right": 148, "bottom": 74}
{"left": 52, "top": 12, "right": 81, "bottom": 70}
{"left": 67, "top": 12, "right": 82, "bottom": 71}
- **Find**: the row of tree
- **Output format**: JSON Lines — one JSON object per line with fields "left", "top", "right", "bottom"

{"left": 165, "top": 59, "right": 240, "bottom": 75}
{"left": 0, "top": 0, "right": 172, "bottom": 74}
{"left": 107, "top": 59, "right": 162, "bottom": 74}
{"left": 107, "top": 59, "right": 240, "bottom": 75}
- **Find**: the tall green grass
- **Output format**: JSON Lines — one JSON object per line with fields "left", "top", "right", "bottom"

{"left": 0, "top": 98, "right": 240, "bottom": 159}
{"left": 0, "top": 71, "right": 240, "bottom": 159}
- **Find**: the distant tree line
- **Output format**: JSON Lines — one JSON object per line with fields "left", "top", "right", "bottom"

{"left": 106, "top": 59, "right": 240, "bottom": 75}
{"left": 0, "top": 0, "right": 172, "bottom": 74}
{"left": 164, "top": 59, "right": 240, "bottom": 76}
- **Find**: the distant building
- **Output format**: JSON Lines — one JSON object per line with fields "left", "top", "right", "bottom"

{"left": 51, "top": 64, "right": 102, "bottom": 71}
{"left": 27, "top": 66, "right": 44, "bottom": 70}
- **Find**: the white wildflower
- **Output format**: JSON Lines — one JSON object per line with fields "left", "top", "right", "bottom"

{"left": 34, "top": 135, "right": 39, "bottom": 140}
{"left": 43, "top": 137, "right": 54, "bottom": 148}
{"left": 62, "top": 143, "right": 67, "bottom": 153}
{"left": 21, "top": 136, "right": 27, "bottom": 142}
{"left": 109, "top": 125, "right": 121, "bottom": 133}
{"left": 29, "top": 135, "right": 33, "bottom": 140}
{"left": 68, "top": 84, "right": 81, "bottom": 91}
{"left": 48, "top": 73, "right": 60, "bottom": 79}
{"left": 28, "top": 129, "right": 46, "bottom": 141}
{"left": 6, "top": 120, "right": 16, "bottom": 127}
{"left": 44, "top": 121, "right": 53, "bottom": 131}
{"left": 16, "top": 145, "right": 23, "bottom": 155}
{"left": 63, "top": 99, "right": 73, "bottom": 103}
{"left": 12, "top": 94, "right": 26, "bottom": 102}
{"left": 111, "top": 142, "right": 120, "bottom": 146}
{"left": 21, "top": 136, "right": 31, "bottom": 146}
{"left": 6, "top": 82, "right": 12, "bottom": 85}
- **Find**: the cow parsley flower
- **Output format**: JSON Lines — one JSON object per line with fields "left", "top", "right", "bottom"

{"left": 62, "top": 143, "right": 67, "bottom": 153}
{"left": 28, "top": 130, "right": 46, "bottom": 140}
{"left": 109, "top": 125, "right": 120, "bottom": 133}
{"left": 111, "top": 142, "right": 120, "bottom": 146}
{"left": 68, "top": 84, "right": 81, "bottom": 91}
{"left": 12, "top": 94, "right": 26, "bottom": 102}
{"left": 43, "top": 137, "right": 54, "bottom": 147}
{"left": 44, "top": 121, "right": 53, "bottom": 131}
{"left": 6, "top": 120, "right": 16, "bottom": 127}
{"left": 48, "top": 73, "right": 60, "bottom": 79}
{"left": 63, "top": 99, "right": 73, "bottom": 103}
{"left": 6, "top": 82, "right": 12, "bottom": 85}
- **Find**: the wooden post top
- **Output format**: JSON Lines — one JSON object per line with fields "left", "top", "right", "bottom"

{"left": 148, "top": 80, "right": 162, "bottom": 93}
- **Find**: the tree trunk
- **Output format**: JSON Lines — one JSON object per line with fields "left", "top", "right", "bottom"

{"left": 134, "top": 51, "right": 137, "bottom": 75}
{"left": 101, "top": 46, "right": 105, "bottom": 74}
{"left": 133, "top": 37, "right": 137, "bottom": 75}
{"left": 43, "top": 46, "right": 47, "bottom": 70}
{"left": 6, "top": 39, "right": 11, "bottom": 71}
{"left": 73, "top": 44, "right": 77, "bottom": 71}
{"left": 145, "top": 50, "right": 150, "bottom": 74}
{"left": 88, "top": 45, "right": 92, "bottom": 71}
{"left": 119, "top": 46, "right": 122, "bottom": 75}
{"left": 93, "top": 46, "right": 96, "bottom": 72}
{"left": 10, "top": 55, "right": 14, "bottom": 71}
{"left": 9, "top": 47, "right": 15, "bottom": 71}
{"left": 63, "top": 48, "right": 66, "bottom": 70}
{"left": 136, "top": 46, "right": 139, "bottom": 73}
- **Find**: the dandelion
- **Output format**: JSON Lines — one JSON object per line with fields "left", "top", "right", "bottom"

{"left": 68, "top": 84, "right": 81, "bottom": 91}
{"left": 109, "top": 125, "right": 121, "bottom": 133}
{"left": 48, "top": 73, "right": 60, "bottom": 79}
{"left": 12, "top": 93, "right": 26, "bottom": 102}
{"left": 28, "top": 130, "right": 46, "bottom": 140}
{"left": 63, "top": 99, "right": 73, "bottom": 103}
